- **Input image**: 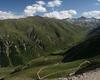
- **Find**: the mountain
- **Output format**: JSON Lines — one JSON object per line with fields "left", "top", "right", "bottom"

{"left": 0, "top": 16, "right": 87, "bottom": 67}
{"left": 0, "top": 17, "right": 100, "bottom": 80}
{"left": 63, "top": 26, "right": 100, "bottom": 62}
{"left": 65, "top": 17, "right": 100, "bottom": 30}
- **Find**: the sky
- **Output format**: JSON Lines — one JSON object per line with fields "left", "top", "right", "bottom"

{"left": 0, "top": 0, "right": 100, "bottom": 19}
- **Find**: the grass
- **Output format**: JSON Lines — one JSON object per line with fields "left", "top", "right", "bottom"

{"left": 38, "top": 59, "right": 85, "bottom": 79}
{"left": 1, "top": 56, "right": 62, "bottom": 80}
{"left": 1, "top": 56, "right": 100, "bottom": 80}
{"left": 1, "top": 57, "right": 85, "bottom": 80}
{"left": 23, "top": 56, "right": 63, "bottom": 69}
{"left": 0, "top": 67, "right": 14, "bottom": 78}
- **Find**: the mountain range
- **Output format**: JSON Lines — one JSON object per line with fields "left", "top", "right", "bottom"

{"left": 0, "top": 16, "right": 100, "bottom": 80}
{"left": 65, "top": 16, "right": 100, "bottom": 29}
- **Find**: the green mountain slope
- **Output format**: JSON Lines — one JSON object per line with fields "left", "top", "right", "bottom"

{"left": 0, "top": 16, "right": 87, "bottom": 67}
{"left": 63, "top": 26, "right": 100, "bottom": 62}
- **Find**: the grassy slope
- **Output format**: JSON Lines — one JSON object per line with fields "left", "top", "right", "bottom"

{"left": 63, "top": 26, "right": 100, "bottom": 62}
{"left": 2, "top": 58, "right": 85, "bottom": 80}
{"left": 0, "top": 16, "right": 87, "bottom": 67}
{"left": 1, "top": 56, "right": 63, "bottom": 80}
{"left": 0, "top": 16, "right": 90, "bottom": 80}
{"left": 62, "top": 26, "right": 100, "bottom": 76}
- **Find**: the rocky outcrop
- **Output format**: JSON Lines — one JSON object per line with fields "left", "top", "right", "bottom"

{"left": 55, "top": 68, "right": 100, "bottom": 80}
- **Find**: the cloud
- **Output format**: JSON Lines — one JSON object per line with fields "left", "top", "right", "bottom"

{"left": 47, "top": 0, "right": 62, "bottom": 7}
{"left": 0, "top": 1, "right": 47, "bottom": 19}
{"left": 43, "top": 10, "right": 77, "bottom": 19}
{"left": 82, "top": 10, "right": 100, "bottom": 19}
{"left": 96, "top": 0, "right": 100, "bottom": 5}
{"left": 36, "top": 1, "right": 46, "bottom": 5}
{"left": 0, "top": 0, "right": 77, "bottom": 20}
{"left": 24, "top": 1, "right": 47, "bottom": 16}
{"left": 0, "top": 11, "right": 24, "bottom": 20}
{"left": 97, "top": 0, "right": 100, "bottom": 2}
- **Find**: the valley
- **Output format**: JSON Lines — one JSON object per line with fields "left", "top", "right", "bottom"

{"left": 0, "top": 16, "right": 100, "bottom": 80}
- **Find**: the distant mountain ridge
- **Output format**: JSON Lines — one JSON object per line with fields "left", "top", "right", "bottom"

{"left": 65, "top": 16, "right": 100, "bottom": 29}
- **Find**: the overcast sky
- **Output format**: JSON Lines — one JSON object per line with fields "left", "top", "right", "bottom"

{"left": 0, "top": 0, "right": 100, "bottom": 19}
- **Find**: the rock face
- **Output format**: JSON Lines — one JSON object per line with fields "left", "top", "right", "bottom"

{"left": 56, "top": 68, "right": 100, "bottom": 80}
